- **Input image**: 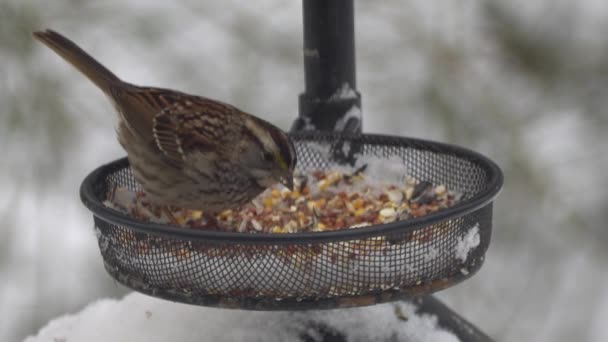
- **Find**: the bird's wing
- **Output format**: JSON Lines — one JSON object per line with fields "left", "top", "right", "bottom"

{"left": 152, "top": 96, "right": 238, "bottom": 164}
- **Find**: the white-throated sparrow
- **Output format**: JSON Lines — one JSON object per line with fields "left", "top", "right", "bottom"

{"left": 33, "top": 29, "right": 296, "bottom": 212}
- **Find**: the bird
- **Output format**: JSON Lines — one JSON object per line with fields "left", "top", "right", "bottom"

{"left": 33, "top": 29, "right": 296, "bottom": 213}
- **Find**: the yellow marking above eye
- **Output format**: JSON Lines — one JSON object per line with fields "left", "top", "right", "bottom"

{"left": 275, "top": 152, "right": 288, "bottom": 170}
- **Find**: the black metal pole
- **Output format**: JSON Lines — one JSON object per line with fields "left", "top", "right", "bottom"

{"left": 291, "top": 0, "right": 362, "bottom": 134}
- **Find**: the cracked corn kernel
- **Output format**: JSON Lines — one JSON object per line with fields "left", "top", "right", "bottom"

{"left": 379, "top": 207, "right": 397, "bottom": 222}
{"left": 190, "top": 210, "right": 203, "bottom": 220}
{"left": 355, "top": 208, "right": 367, "bottom": 217}
{"left": 435, "top": 184, "right": 446, "bottom": 196}
{"left": 352, "top": 198, "right": 365, "bottom": 209}
{"left": 263, "top": 197, "right": 274, "bottom": 208}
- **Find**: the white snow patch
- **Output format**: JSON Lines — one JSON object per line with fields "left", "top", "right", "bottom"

{"left": 296, "top": 142, "right": 407, "bottom": 186}
{"left": 454, "top": 224, "right": 480, "bottom": 263}
{"left": 330, "top": 82, "right": 359, "bottom": 101}
{"left": 334, "top": 105, "right": 362, "bottom": 132}
{"left": 300, "top": 116, "right": 317, "bottom": 131}
{"left": 424, "top": 247, "right": 440, "bottom": 262}
{"left": 24, "top": 293, "right": 460, "bottom": 342}
{"left": 341, "top": 140, "right": 352, "bottom": 156}
{"left": 359, "top": 154, "right": 408, "bottom": 185}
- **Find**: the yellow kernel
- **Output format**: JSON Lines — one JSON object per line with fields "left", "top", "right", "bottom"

{"left": 176, "top": 216, "right": 186, "bottom": 225}
{"left": 384, "top": 201, "right": 398, "bottom": 209}
{"left": 307, "top": 201, "right": 315, "bottom": 211}
{"left": 319, "top": 180, "right": 329, "bottom": 191}
{"left": 379, "top": 207, "right": 397, "bottom": 222}
{"left": 272, "top": 226, "right": 283, "bottom": 233}
{"left": 328, "top": 172, "right": 341, "bottom": 183}
{"left": 271, "top": 189, "right": 281, "bottom": 198}
{"left": 353, "top": 198, "right": 365, "bottom": 209}
{"left": 190, "top": 210, "right": 203, "bottom": 220}
{"left": 263, "top": 197, "right": 274, "bottom": 208}
{"left": 355, "top": 208, "right": 367, "bottom": 217}
{"left": 317, "top": 222, "right": 327, "bottom": 230}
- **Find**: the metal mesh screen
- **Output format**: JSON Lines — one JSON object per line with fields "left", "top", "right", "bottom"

{"left": 83, "top": 132, "right": 502, "bottom": 310}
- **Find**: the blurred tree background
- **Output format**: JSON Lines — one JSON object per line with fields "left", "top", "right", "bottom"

{"left": 1, "top": 1, "right": 607, "bottom": 341}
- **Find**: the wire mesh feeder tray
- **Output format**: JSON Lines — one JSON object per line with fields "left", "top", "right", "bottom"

{"left": 80, "top": 132, "right": 503, "bottom": 310}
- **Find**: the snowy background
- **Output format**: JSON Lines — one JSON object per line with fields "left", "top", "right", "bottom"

{"left": 2, "top": 0, "right": 608, "bottom": 341}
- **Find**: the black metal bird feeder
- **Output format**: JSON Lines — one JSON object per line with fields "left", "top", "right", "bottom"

{"left": 80, "top": 1, "right": 502, "bottom": 341}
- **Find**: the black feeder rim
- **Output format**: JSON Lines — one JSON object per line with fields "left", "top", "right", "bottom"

{"left": 80, "top": 131, "right": 503, "bottom": 310}
{"left": 82, "top": 132, "right": 502, "bottom": 244}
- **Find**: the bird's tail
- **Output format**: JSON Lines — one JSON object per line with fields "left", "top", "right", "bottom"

{"left": 33, "top": 29, "right": 121, "bottom": 93}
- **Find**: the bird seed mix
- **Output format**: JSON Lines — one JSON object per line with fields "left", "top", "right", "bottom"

{"left": 104, "top": 165, "right": 462, "bottom": 234}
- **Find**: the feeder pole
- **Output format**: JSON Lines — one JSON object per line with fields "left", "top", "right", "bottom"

{"left": 291, "top": 0, "right": 362, "bottom": 134}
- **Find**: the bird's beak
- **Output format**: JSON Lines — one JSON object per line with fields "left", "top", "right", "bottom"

{"left": 280, "top": 175, "right": 294, "bottom": 191}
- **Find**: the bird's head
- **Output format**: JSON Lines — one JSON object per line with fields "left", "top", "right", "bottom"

{"left": 241, "top": 117, "right": 297, "bottom": 191}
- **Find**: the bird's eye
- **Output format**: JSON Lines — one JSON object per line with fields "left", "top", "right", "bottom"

{"left": 262, "top": 151, "right": 274, "bottom": 162}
